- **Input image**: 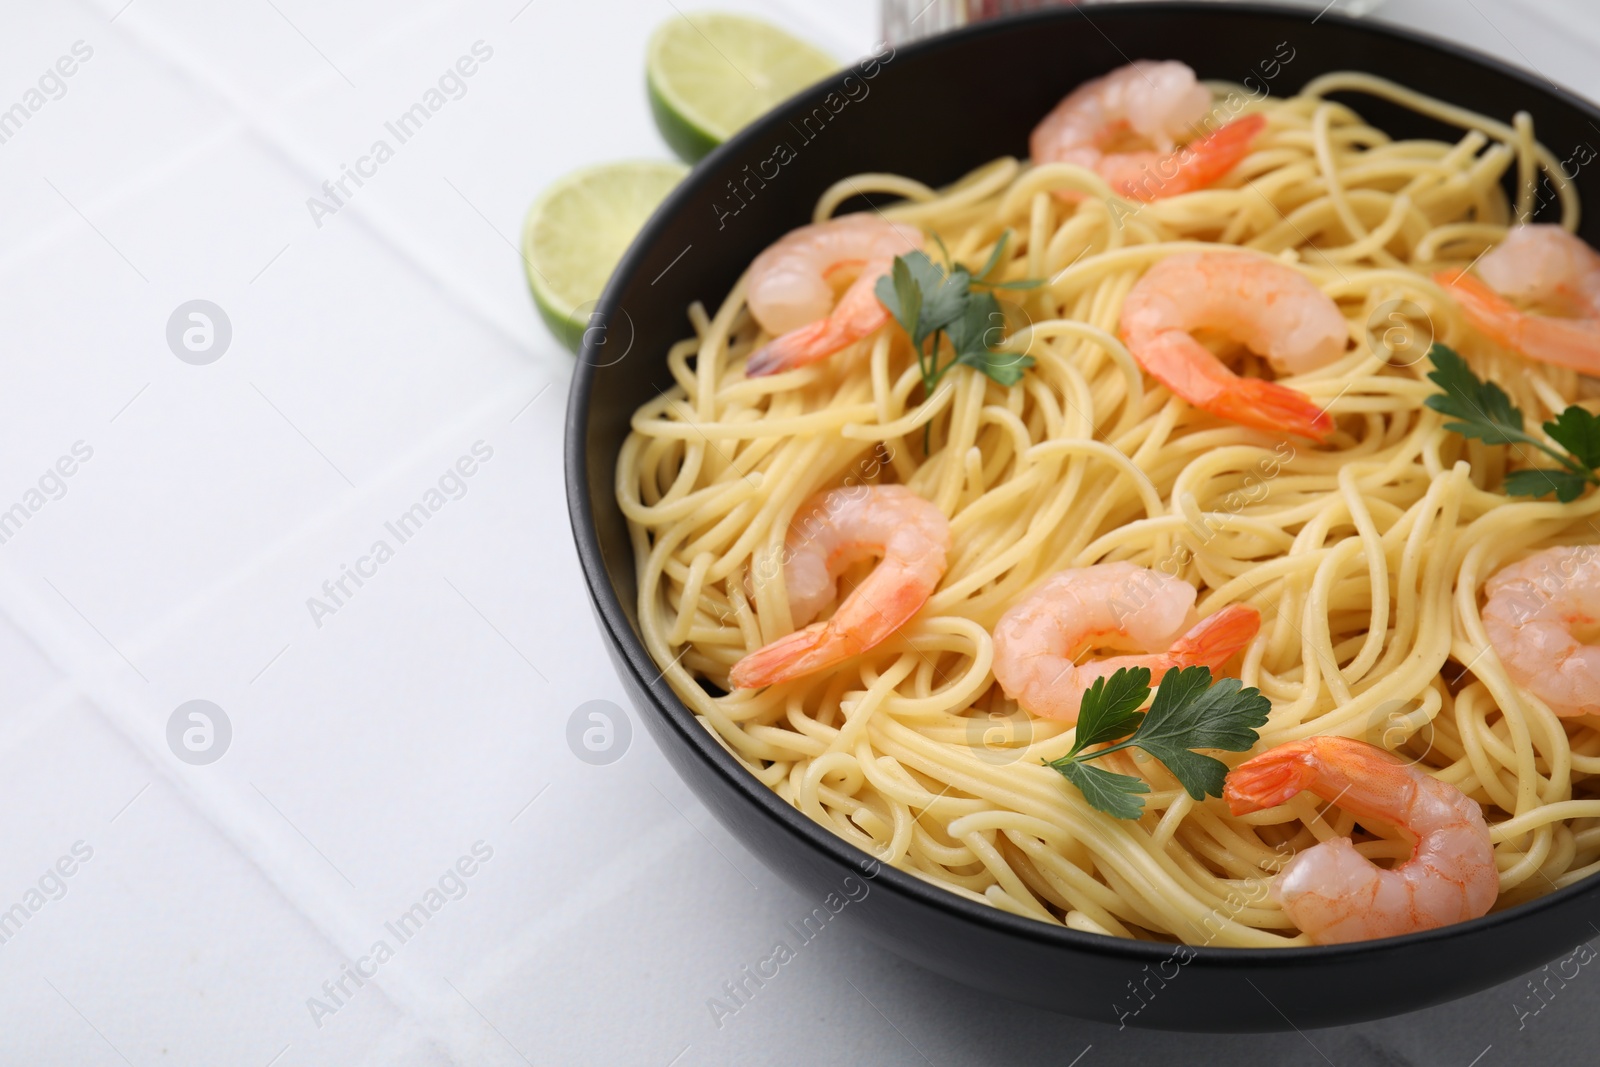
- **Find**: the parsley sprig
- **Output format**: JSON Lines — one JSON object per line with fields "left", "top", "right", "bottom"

{"left": 1045, "top": 666, "right": 1271, "bottom": 819}
{"left": 1425, "top": 344, "right": 1600, "bottom": 502}
{"left": 874, "top": 231, "right": 1040, "bottom": 448}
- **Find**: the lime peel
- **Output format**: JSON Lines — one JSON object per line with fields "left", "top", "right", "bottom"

{"left": 647, "top": 12, "right": 838, "bottom": 163}
{"left": 522, "top": 160, "right": 688, "bottom": 353}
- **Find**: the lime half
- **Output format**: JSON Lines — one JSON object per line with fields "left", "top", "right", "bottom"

{"left": 522, "top": 160, "right": 688, "bottom": 353}
{"left": 647, "top": 12, "right": 838, "bottom": 163}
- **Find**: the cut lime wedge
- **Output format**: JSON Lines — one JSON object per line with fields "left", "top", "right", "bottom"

{"left": 522, "top": 160, "right": 688, "bottom": 353}
{"left": 647, "top": 12, "right": 838, "bottom": 162}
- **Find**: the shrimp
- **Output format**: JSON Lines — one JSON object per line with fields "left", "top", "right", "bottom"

{"left": 1029, "top": 60, "right": 1266, "bottom": 201}
{"left": 1483, "top": 545, "right": 1600, "bottom": 717}
{"left": 1434, "top": 224, "right": 1600, "bottom": 373}
{"left": 729, "top": 484, "right": 950, "bottom": 689}
{"left": 744, "top": 214, "right": 924, "bottom": 376}
{"left": 1119, "top": 252, "right": 1347, "bottom": 441}
{"left": 1224, "top": 736, "right": 1497, "bottom": 945}
{"left": 990, "top": 563, "right": 1260, "bottom": 723}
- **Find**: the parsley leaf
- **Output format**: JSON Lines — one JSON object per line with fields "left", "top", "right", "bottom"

{"left": 974, "top": 231, "right": 1011, "bottom": 282}
{"left": 1545, "top": 406, "right": 1600, "bottom": 469}
{"left": 1143, "top": 668, "right": 1271, "bottom": 754}
{"left": 956, "top": 347, "right": 1034, "bottom": 387}
{"left": 1131, "top": 668, "right": 1271, "bottom": 801}
{"left": 1045, "top": 665, "right": 1270, "bottom": 818}
{"left": 1424, "top": 345, "right": 1526, "bottom": 443}
{"left": 943, "top": 287, "right": 1001, "bottom": 356}
{"left": 1425, "top": 344, "right": 1600, "bottom": 500}
{"left": 969, "top": 230, "right": 1044, "bottom": 289}
{"left": 1069, "top": 667, "right": 1151, "bottom": 751}
{"left": 880, "top": 258, "right": 922, "bottom": 350}
{"left": 942, "top": 289, "right": 1036, "bottom": 386}
{"left": 1504, "top": 468, "right": 1592, "bottom": 502}
{"left": 902, "top": 252, "right": 967, "bottom": 347}
{"left": 874, "top": 248, "right": 1041, "bottom": 449}
{"left": 1054, "top": 761, "right": 1150, "bottom": 821}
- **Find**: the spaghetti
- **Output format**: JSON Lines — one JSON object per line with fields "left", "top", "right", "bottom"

{"left": 616, "top": 70, "right": 1600, "bottom": 946}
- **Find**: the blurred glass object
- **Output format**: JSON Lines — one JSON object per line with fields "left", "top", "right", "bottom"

{"left": 883, "top": 0, "right": 1388, "bottom": 45}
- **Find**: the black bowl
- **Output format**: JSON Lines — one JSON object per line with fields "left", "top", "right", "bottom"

{"left": 567, "top": 2, "right": 1600, "bottom": 1032}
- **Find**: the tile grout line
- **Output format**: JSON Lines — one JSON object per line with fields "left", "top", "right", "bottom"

{"left": 0, "top": 562, "right": 478, "bottom": 1059}
{"left": 0, "top": 380, "right": 548, "bottom": 1063}
{"left": 0, "top": 376, "right": 545, "bottom": 715}
{"left": 0, "top": 560, "right": 503, "bottom": 1066}
{"left": 77, "top": 0, "right": 555, "bottom": 364}
{"left": 0, "top": 563, "right": 505, "bottom": 1062}
{"left": 27, "top": 0, "right": 500, "bottom": 281}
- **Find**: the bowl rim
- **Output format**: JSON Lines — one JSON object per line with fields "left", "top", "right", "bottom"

{"left": 566, "top": 0, "right": 1600, "bottom": 967}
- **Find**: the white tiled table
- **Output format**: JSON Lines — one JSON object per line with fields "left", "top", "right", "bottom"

{"left": 1, "top": 1, "right": 1596, "bottom": 1064}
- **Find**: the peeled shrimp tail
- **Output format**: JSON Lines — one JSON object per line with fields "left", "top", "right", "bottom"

{"left": 1184, "top": 114, "right": 1266, "bottom": 183}
{"left": 1162, "top": 603, "right": 1261, "bottom": 672}
{"left": 1127, "top": 113, "right": 1266, "bottom": 201}
{"left": 1211, "top": 378, "right": 1335, "bottom": 442}
{"left": 1435, "top": 269, "right": 1600, "bottom": 373}
{"left": 748, "top": 318, "right": 858, "bottom": 377}
{"left": 1223, "top": 740, "right": 1327, "bottom": 813}
{"left": 728, "top": 565, "right": 929, "bottom": 689}
{"left": 1433, "top": 269, "right": 1520, "bottom": 345}
{"left": 1134, "top": 330, "right": 1334, "bottom": 441}
{"left": 747, "top": 260, "right": 894, "bottom": 377}
{"left": 728, "top": 620, "right": 840, "bottom": 689}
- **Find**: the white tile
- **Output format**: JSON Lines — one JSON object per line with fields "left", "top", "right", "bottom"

{"left": 0, "top": 131, "right": 552, "bottom": 650}
{"left": 0, "top": 3, "right": 230, "bottom": 259}
{"left": 1, "top": 0, "right": 1596, "bottom": 1063}
{"left": 0, "top": 609, "right": 67, "bottom": 730}
{"left": 0, "top": 698, "right": 416, "bottom": 1066}
{"left": 84, "top": 0, "right": 449, "bottom": 106}
{"left": 1378, "top": 0, "right": 1600, "bottom": 100}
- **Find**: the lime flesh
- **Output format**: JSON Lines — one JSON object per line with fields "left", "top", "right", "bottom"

{"left": 522, "top": 160, "right": 688, "bottom": 352}
{"left": 646, "top": 12, "right": 838, "bottom": 162}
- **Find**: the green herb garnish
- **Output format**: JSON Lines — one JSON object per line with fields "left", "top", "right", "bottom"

{"left": 1045, "top": 665, "right": 1271, "bottom": 820}
{"left": 875, "top": 230, "right": 1040, "bottom": 448}
{"left": 1426, "top": 343, "right": 1600, "bottom": 502}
